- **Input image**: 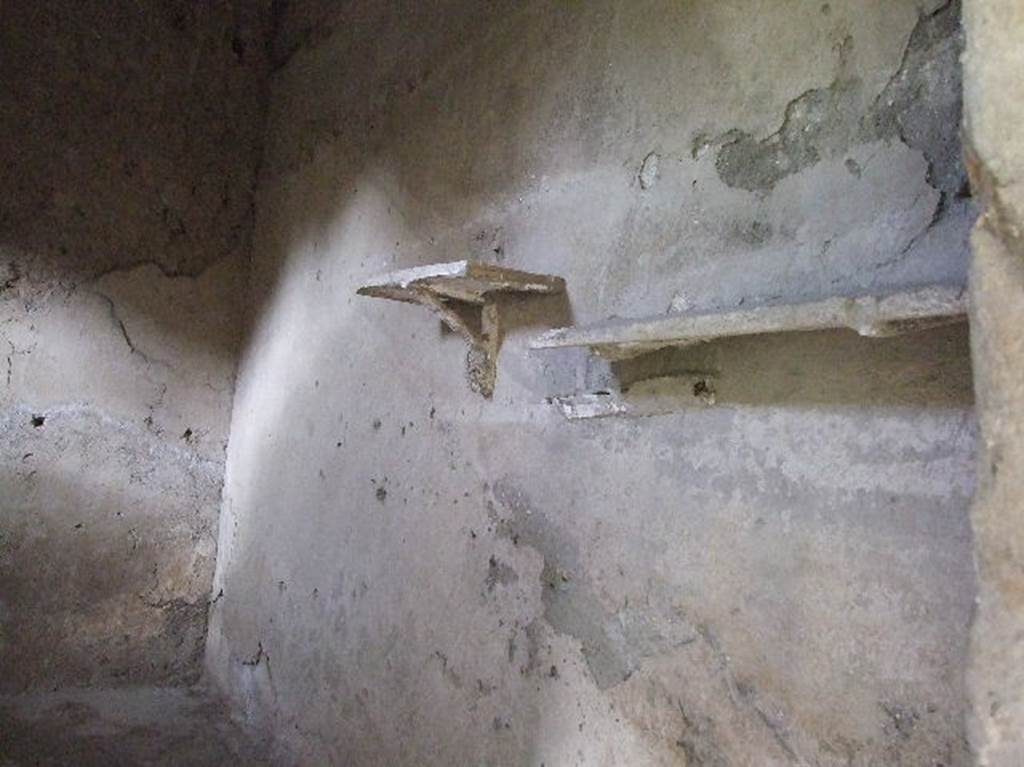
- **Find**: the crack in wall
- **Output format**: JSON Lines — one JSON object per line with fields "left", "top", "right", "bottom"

{"left": 695, "top": 624, "right": 804, "bottom": 764}
{"left": 3, "top": 338, "right": 13, "bottom": 387}
{"left": 85, "top": 257, "right": 218, "bottom": 285}
{"left": 675, "top": 699, "right": 730, "bottom": 767}
{"left": 0, "top": 334, "right": 37, "bottom": 390}
{"left": 88, "top": 290, "right": 171, "bottom": 369}
{"left": 490, "top": 476, "right": 812, "bottom": 763}
{"left": 490, "top": 477, "right": 699, "bottom": 691}
{"left": 872, "top": 187, "right": 952, "bottom": 273}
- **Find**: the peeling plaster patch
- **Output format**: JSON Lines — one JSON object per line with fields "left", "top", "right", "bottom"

{"left": 490, "top": 477, "right": 697, "bottom": 690}
{"left": 865, "top": 0, "right": 965, "bottom": 196}
{"left": 714, "top": 35, "right": 860, "bottom": 193}
{"left": 638, "top": 152, "right": 660, "bottom": 190}
{"left": 690, "top": 132, "right": 721, "bottom": 160}
{"left": 484, "top": 555, "right": 518, "bottom": 592}
{"left": 715, "top": 1, "right": 963, "bottom": 196}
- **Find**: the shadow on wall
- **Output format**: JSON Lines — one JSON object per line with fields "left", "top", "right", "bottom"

{"left": 0, "top": 0, "right": 270, "bottom": 693}
{"left": 0, "top": 0, "right": 268, "bottom": 353}
{"left": 0, "top": 407, "right": 223, "bottom": 693}
{"left": 209, "top": 1, "right": 977, "bottom": 765}
{"left": 609, "top": 322, "right": 974, "bottom": 410}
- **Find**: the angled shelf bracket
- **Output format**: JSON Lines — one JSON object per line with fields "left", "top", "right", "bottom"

{"left": 531, "top": 285, "right": 968, "bottom": 361}
{"left": 358, "top": 260, "right": 565, "bottom": 397}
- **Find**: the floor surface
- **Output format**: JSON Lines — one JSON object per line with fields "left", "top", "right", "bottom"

{"left": 0, "top": 686, "right": 271, "bottom": 766}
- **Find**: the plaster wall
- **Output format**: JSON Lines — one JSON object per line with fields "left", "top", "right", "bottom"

{"left": 0, "top": 1, "right": 268, "bottom": 691}
{"left": 209, "top": 1, "right": 978, "bottom": 764}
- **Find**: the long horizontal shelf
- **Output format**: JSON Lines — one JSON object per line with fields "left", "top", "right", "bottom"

{"left": 531, "top": 285, "right": 967, "bottom": 360}
{"left": 357, "top": 260, "right": 565, "bottom": 305}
